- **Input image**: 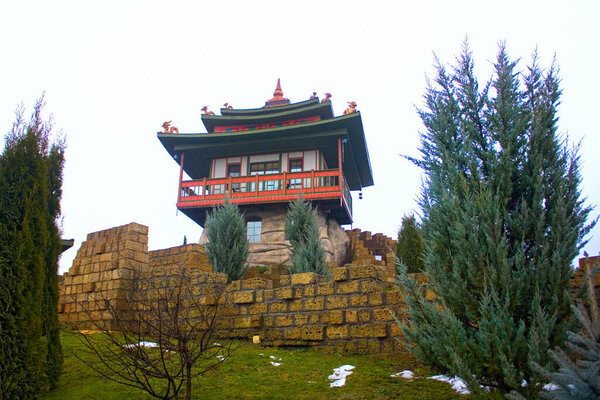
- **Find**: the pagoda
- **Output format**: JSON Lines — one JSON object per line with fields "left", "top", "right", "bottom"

{"left": 158, "top": 80, "right": 373, "bottom": 266}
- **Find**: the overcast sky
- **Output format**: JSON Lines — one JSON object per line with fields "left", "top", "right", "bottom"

{"left": 1, "top": 1, "right": 598, "bottom": 274}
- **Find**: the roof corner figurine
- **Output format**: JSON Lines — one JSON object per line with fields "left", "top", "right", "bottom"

{"left": 162, "top": 120, "right": 179, "bottom": 134}
{"left": 343, "top": 101, "right": 357, "bottom": 114}
{"left": 201, "top": 106, "right": 215, "bottom": 115}
{"left": 223, "top": 102, "right": 233, "bottom": 110}
{"left": 321, "top": 92, "right": 332, "bottom": 103}
{"left": 310, "top": 92, "right": 318, "bottom": 99}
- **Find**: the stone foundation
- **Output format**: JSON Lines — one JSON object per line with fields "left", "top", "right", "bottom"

{"left": 200, "top": 205, "right": 349, "bottom": 267}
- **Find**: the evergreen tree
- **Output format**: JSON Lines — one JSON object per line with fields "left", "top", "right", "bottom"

{"left": 204, "top": 201, "right": 249, "bottom": 282}
{"left": 397, "top": 43, "right": 595, "bottom": 398}
{"left": 0, "top": 96, "right": 65, "bottom": 398}
{"left": 285, "top": 197, "right": 326, "bottom": 275}
{"left": 535, "top": 256, "right": 600, "bottom": 399}
{"left": 395, "top": 214, "right": 425, "bottom": 273}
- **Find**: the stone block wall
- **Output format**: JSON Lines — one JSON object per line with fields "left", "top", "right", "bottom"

{"left": 217, "top": 266, "right": 407, "bottom": 353}
{"left": 59, "top": 223, "right": 408, "bottom": 354}
{"left": 58, "top": 223, "right": 148, "bottom": 329}
{"left": 346, "top": 229, "right": 396, "bottom": 282}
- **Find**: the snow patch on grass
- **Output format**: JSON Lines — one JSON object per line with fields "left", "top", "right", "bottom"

{"left": 329, "top": 365, "right": 355, "bottom": 388}
{"left": 390, "top": 370, "right": 414, "bottom": 379}
{"left": 123, "top": 341, "right": 158, "bottom": 349}
{"left": 428, "top": 375, "right": 470, "bottom": 395}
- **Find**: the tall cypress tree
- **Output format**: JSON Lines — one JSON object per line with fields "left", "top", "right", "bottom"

{"left": 0, "top": 96, "right": 65, "bottom": 398}
{"left": 398, "top": 44, "right": 595, "bottom": 398}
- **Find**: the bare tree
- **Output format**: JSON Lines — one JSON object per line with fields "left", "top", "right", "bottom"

{"left": 72, "top": 267, "right": 237, "bottom": 400}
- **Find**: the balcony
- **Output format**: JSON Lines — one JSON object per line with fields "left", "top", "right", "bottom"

{"left": 177, "top": 169, "right": 352, "bottom": 223}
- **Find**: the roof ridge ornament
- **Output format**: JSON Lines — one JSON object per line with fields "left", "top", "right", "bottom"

{"left": 265, "top": 78, "right": 291, "bottom": 107}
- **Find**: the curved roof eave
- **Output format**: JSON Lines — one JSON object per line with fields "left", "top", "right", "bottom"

{"left": 158, "top": 112, "right": 373, "bottom": 189}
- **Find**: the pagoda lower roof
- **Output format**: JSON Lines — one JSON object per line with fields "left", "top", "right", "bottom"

{"left": 158, "top": 112, "right": 373, "bottom": 190}
{"left": 202, "top": 99, "right": 333, "bottom": 133}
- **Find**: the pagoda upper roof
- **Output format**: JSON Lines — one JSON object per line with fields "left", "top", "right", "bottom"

{"left": 201, "top": 98, "right": 333, "bottom": 133}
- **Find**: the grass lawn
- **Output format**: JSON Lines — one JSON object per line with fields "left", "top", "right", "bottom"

{"left": 43, "top": 331, "right": 471, "bottom": 400}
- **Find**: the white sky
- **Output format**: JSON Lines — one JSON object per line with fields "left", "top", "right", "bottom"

{"left": 1, "top": 1, "right": 598, "bottom": 274}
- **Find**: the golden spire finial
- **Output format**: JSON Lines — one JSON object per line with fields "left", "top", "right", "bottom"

{"left": 273, "top": 78, "right": 283, "bottom": 97}
{"left": 265, "top": 78, "right": 290, "bottom": 107}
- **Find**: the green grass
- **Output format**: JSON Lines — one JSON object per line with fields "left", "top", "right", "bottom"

{"left": 43, "top": 332, "right": 471, "bottom": 400}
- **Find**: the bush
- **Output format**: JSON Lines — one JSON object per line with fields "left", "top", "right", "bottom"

{"left": 204, "top": 201, "right": 249, "bottom": 281}
{"left": 285, "top": 197, "right": 326, "bottom": 275}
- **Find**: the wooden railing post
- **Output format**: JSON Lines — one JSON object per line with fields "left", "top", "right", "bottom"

{"left": 202, "top": 177, "right": 206, "bottom": 200}
{"left": 311, "top": 170, "right": 315, "bottom": 193}
{"left": 255, "top": 174, "right": 259, "bottom": 195}
{"left": 228, "top": 176, "right": 232, "bottom": 196}
{"left": 283, "top": 171, "right": 287, "bottom": 194}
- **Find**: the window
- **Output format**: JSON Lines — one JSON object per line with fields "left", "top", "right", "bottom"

{"left": 246, "top": 220, "right": 262, "bottom": 243}
{"left": 288, "top": 158, "right": 303, "bottom": 189}
{"left": 250, "top": 161, "right": 280, "bottom": 191}
{"left": 227, "top": 163, "right": 240, "bottom": 192}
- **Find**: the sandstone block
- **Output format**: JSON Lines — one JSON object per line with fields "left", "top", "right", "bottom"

{"left": 284, "top": 327, "right": 302, "bottom": 340}
{"left": 332, "top": 267, "right": 348, "bottom": 281}
{"left": 369, "top": 292, "right": 383, "bottom": 306}
{"left": 279, "top": 275, "right": 291, "bottom": 286}
{"left": 373, "top": 308, "right": 393, "bottom": 321}
{"left": 304, "top": 297, "right": 324, "bottom": 311}
{"left": 291, "top": 272, "right": 320, "bottom": 285}
{"left": 276, "top": 287, "right": 293, "bottom": 300}
{"left": 322, "top": 310, "right": 344, "bottom": 325}
{"left": 275, "top": 315, "right": 293, "bottom": 327}
{"left": 350, "top": 294, "right": 368, "bottom": 307}
{"left": 326, "top": 325, "right": 349, "bottom": 339}
{"left": 390, "top": 323, "right": 403, "bottom": 337}
{"left": 301, "top": 325, "right": 324, "bottom": 341}
{"left": 348, "top": 265, "right": 384, "bottom": 280}
{"left": 232, "top": 291, "right": 254, "bottom": 304}
{"left": 317, "top": 282, "right": 334, "bottom": 296}
{"left": 294, "top": 313, "right": 308, "bottom": 326}
{"left": 234, "top": 315, "right": 261, "bottom": 329}
{"left": 303, "top": 285, "right": 316, "bottom": 297}
{"left": 345, "top": 310, "right": 358, "bottom": 323}
{"left": 373, "top": 323, "right": 388, "bottom": 338}
{"left": 361, "top": 280, "right": 383, "bottom": 293}
{"left": 358, "top": 310, "right": 371, "bottom": 322}
{"left": 242, "top": 278, "right": 273, "bottom": 290}
{"left": 350, "top": 325, "right": 373, "bottom": 338}
{"left": 249, "top": 303, "right": 267, "bottom": 315}
{"left": 263, "top": 289, "right": 274, "bottom": 301}
{"left": 269, "top": 302, "right": 288, "bottom": 313}
{"left": 309, "top": 312, "right": 320, "bottom": 324}
{"left": 384, "top": 290, "right": 404, "bottom": 304}
{"left": 289, "top": 299, "right": 303, "bottom": 312}
{"left": 326, "top": 296, "right": 349, "bottom": 309}
{"left": 336, "top": 280, "right": 359, "bottom": 294}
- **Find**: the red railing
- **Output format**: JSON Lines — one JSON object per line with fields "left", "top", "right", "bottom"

{"left": 177, "top": 169, "right": 352, "bottom": 218}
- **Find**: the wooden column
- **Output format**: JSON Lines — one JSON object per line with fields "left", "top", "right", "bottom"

{"left": 338, "top": 138, "right": 343, "bottom": 206}
{"left": 177, "top": 152, "right": 185, "bottom": 203}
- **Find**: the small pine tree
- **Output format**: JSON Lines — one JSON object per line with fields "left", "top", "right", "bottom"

{"left": 535, "top": 257, "right": 600, "bottom": 399}
{"left": 396, "top": 214, "right": 425, "bottom": 273}
{"left": 204, "top": 201, "right": 249, "bottom": 282}
{"left": 285, "top": 197, "right": 326, "bottom": 275}
{"left": 397, "top": 43, "right": 596, "bottom": 398}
